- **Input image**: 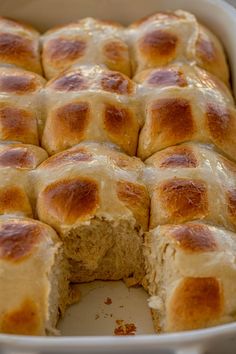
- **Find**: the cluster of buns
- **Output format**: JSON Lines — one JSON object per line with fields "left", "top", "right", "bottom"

{"left": 0, "top": 10, "right": 236, "bottom": 335}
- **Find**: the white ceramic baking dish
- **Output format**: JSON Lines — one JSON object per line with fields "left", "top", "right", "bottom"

{"left": 0, "top": 0, "right": 236, "bottom": 353}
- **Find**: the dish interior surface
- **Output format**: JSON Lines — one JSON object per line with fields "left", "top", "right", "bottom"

{"left": 59, "top": 281, "right": 154, "bottom": 336}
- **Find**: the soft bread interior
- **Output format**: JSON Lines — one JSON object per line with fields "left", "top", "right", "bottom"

{"left": 45, "top": 216, "right": 145, "bottom": 334}
{"left": 143, "top": 230, "right": 180, "bottom": 332}
{"left": 46, "top": 248, "right": 70, "bottom": 335}
{"left": 64, "top": 217, "right": 144, "bottom": 285}
{"left": 143, "top": 230, "right": 165, "bottom": 332}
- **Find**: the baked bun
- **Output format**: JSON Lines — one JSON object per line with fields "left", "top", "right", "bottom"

{"left": 42, "top": 65, "right": 142, "bottom": 155}
{"left": 0, "top": 142, "right": 47, "bottom": 217}
{"left": 42, "top": 18, "right": 130, "bottom": 79}
{"left": 135, "top": 64, "right": 235, "bottom": 160}
{"left": 144, "top": 142, "right": 236, "bottom": 231}
{"left": 0, "top": 10, "right": 234, "bottom": 336}
{"left": 144, "top": 222, "right": 236, "bottom": 332}
{"left": 0, "top": 67, "right": 46, "bottom": 145}
{"left": 128, "top": 10, "right": 229, "bottom": 83}
{"left": 33, "top": 142, "right": 149, "bottom": 283}
{"left": 0, "top": 17, "right": 42, "bottom": 74}
{"left": 0, "top": 216, "right": 69, "bottom": 335}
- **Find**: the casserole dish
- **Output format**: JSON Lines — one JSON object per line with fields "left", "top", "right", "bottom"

{"left": 0, "top": 0, "right": 236, "bottom": 353}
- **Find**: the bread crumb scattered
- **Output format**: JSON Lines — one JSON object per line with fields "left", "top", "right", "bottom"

{"left": 114, "top": 320, "right": 137, "bottom": 335}
{"left": 104, "top": 297, "right": 112, "bottom": 305}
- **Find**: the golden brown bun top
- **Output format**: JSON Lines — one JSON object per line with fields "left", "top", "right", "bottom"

{"left": 146, "top": 221, "right": 236, "bottom": 332}
{"left": 134, "top": 63, "right": 233, "bottom": 104}
{"left": 42, "top": 18, "right": 130, "bottom": 79}
{"left": 161, "top": 222, "right": 218, "bottom": 253}
{"left": 42, "top": 65, "right": 141, "bottom": 156}
{"left": 0, "top": 67, "right": 45, "bottom": 148}
{"left": 35, "top": 142, "right": 149, "bottom": 231}
{"left": 47, "top": 64, "right": 136, "bottom": 95}
{"left": 0, "top": 142, "right": 48, "bottom": 169}
{"left": 129, "top": 10, "right": 229, "bottom": 84}
{"left": 145, "top": 143, "right": 199, "bottom": 169}
{"left": 144, "top": 142, "right": 236, "bottom": 198}
{"left": 145, "top": 142, "right": 236, "bottom": 177}
{"left": 0, "top": 17, "right": 42, "bottom": 75}
{"left": 168, "top": 276, "right": 223, "bottom": 331}
{"left": 38, "top": 141, "right": 143, "bottom": 172}
{"left": 0, "top": 217, "right": 59, "bottom": 263}
{"left": 144, "top": 143, "right": 236, "bottom": 232}
{"left": 0, "top": 216, "right": 60, "bottom": 335}
{"left": 136, "top": 63, "right": 235, "bottom": 161}
{"left": 0, "top": 66, "right": 45, "bottom": 94}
